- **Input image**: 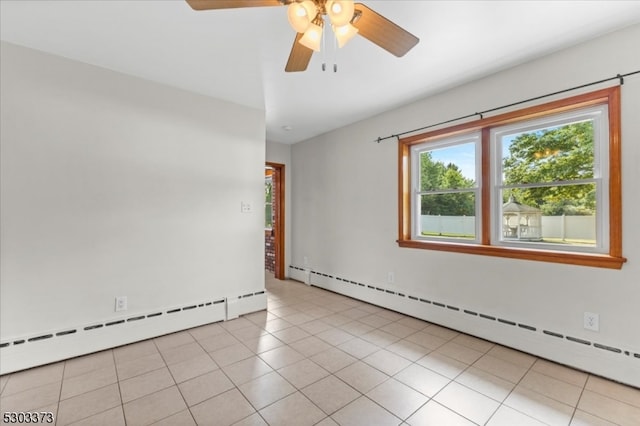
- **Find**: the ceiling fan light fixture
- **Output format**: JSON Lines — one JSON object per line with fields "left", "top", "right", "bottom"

{"left": 326, "top": 0, "right": 355, "bottom": 27}
{"left": 333, "top": 23, "right": 358, "bottom": 48}
{"left": 299, "top": 20, "right": 323, "bottom": 51}
{"left": 287, "top": 0, "right": 318, "bottom": 33}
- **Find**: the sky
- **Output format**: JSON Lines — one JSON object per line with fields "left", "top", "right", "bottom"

{"left": 428, "top": 135, "right": 523, "bottom": 181}
{"left": 429, "top": 142, "right": 477, "bottom": 180}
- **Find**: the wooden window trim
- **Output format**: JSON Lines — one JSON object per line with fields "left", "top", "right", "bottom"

{"left": 398, "top": 87, "right": 626, "bottom": 269}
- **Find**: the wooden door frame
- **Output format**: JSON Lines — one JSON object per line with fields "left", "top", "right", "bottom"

{"left": 266, "top": 162, "right": 285, "bottom": 280}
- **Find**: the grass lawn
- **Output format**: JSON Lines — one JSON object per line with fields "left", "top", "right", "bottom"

{"left": 421, "top": 231, "right": 475, "bottom": 239}
{"left": 542, "top": 238, "right": 596, "bottom": 246}
{"left": 420, "top": 233, "right": 595, "bottom": 246}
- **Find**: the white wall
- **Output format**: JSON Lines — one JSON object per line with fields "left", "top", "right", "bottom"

{"left": 290, "top": 25, "right": 640, "bottom": 386}
{"left": 266, "top": 141, "right": 292, "bottom": 276}
{"left": 0, "top": 42, "right": 266, "bottom": 373}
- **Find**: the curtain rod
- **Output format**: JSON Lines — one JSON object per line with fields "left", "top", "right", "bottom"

{"left": 374, "top": 70, "right": 640, "bottom": 143}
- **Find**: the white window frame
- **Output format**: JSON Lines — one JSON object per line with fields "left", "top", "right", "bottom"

{"left": 410, "top": 132, "right": 482, "bottom": 243}
{"left": 490, "top": 105, "right": 610, "bottom": 254}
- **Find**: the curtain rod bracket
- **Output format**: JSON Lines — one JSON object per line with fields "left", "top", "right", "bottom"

{"left": 617, "top": 74, "right": 624, "bottom": 85}
{"left": 476, "top": 112, "right": 484, "bottom": 119}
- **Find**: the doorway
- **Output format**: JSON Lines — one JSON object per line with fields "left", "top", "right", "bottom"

{"left": 265, "top": 162, "right": 285, "bottom": 280}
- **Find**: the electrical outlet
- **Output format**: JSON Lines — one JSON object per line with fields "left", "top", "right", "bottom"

{"left": 115, "top": 296, "right": 128, "bottom": 312}
{"left": 584, "top": 312, "right": 599, "bottom": 331}
{"left": 387, "top": 272, "right": 395, "bottom": 284}
{"left": 241, "top": 202, "right": 252, "bottom": 213}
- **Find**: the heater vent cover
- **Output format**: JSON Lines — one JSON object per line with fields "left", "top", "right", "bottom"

{"left": 0, "top": 297, "right": 227, "bottom": 349}
{"left": 290, "top": 265, "right": 637, "bottom": 364}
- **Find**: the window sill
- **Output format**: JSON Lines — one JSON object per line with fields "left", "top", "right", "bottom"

{"left": 397, "top": 239, "right": 626, "bottom": 269}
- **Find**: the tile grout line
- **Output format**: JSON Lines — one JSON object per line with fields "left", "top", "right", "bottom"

{"left": 214, "top": 327, "right": 272, "bottom": 425}
{"left": 568, "top": 373, "right": 591, "bottom": 426}
{"left": 581, "top": 376, "right": 640, "bottom": 407}
{"left": 330, "top": 315, "right": 449, "bottom": 424}
{"left": 258, "top": 300, "right": 399, "bottom": 424}
{"left": 274, "top": 282, "right": 434, "bottom": 424}
{"left": 318, "top": 294, "right": 516, "bottom": 423}
{"left": 423, "top": 351, "right": 476, "bottom": 425}
{"left": 57, "top": 362, "right": 120, "bottom": 425}
{"left": 55, "top": 359, "right": 66, "bottom": 426}
{"left": 109, "top": 348, "right": 126, "bottom": 426}
{"left": 196, "top": 318, "right": 317, "bottom": 424}
{"left": 151, "top": 337, "right": 197, "bottom": 426}
{"left": 574, "top": 379, "right": 640, "bottom": 425}
{"left": 484, "top": 352, "right": 544, "bottom": 426}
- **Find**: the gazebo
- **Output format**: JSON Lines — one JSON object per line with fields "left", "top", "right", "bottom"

{"left": 502, "top": 195, "right": 542, "bottom": 241}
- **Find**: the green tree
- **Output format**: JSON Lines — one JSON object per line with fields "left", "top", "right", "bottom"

{"left": 420, "top": 151, "right": 446, "bottom": 191}
{"left": 503, "top": 122, "right": 595, "bottom": 215}
{"left": 420, "top": 153, "right": 475, "bottom": 216}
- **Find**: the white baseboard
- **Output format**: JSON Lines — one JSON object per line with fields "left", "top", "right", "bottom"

{"left": 0, "top": 291, "right": 267, "bottom": 375}
{"left": 290, "top": 266, "right": 640, "bottom": 388}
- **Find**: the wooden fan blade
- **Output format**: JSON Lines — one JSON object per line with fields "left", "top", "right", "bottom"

{"left": 186, "top": 0, "right": 283, "bottom": 11}
{"left": 352, "top": 3, "right": 419, "bottom": 57}
{"left": 285, "top": 33, "right": 314, "bottom": 72}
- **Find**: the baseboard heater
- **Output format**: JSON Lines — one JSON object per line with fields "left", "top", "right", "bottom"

{"left": 289, "top": 265, "right": 639, "bottom": 387}
{"left": 0, "top": 290, "right": 267, "bottom": 374}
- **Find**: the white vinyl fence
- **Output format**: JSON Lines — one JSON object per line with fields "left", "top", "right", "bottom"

{"left": 421, "top": 215, "right": 476, "bottom": 236}
{"left": 421, "top": 215, "right": 595, "bottom": 240}
{"left": 540, "top": 215, "right": 596, "bottom": 240}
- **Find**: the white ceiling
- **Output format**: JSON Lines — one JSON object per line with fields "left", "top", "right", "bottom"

{"left": 2, "top": 1, "right": 639, "bottom": 144}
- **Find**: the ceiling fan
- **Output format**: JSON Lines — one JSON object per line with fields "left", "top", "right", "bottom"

{"left": 185, "top": 0, "right": 419, "bottom": 72}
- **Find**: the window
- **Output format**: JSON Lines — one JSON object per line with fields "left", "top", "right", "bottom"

{"left": 265, "top": 173, "right": 273, "bottom": 230}
{"left": 493, "top": 106, "right": 608, "bottom": 253}
{"left": 398, "top": 87, "right": 625, "bottom": 269}
{"left": 411, "top": 133, "right": 481, "bottom": 242}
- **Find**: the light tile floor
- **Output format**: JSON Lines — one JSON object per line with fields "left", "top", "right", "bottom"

{"left": 1, "top": 274, "right": 639, "bottom": 425}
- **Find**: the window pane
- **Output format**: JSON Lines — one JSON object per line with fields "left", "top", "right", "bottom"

{"left": 265, "top": 204, "right": 272, "bottom": 229}
{"left": 500, "top": 184, "right": 596, "bottom": 247}
{"left": 420, "top": 142, "right": 476, "bottom": 191}
{"left": 265, "top": 176, "right": 273, "bottom": 229}
{"left": 502, "top": 120, "right": 594, "bottom": 185}
{"left": 419, "top": 192, "right": 476, "bottom": 239}
{"left": 265, "top": 180, "right": 272, "bottom": 203}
